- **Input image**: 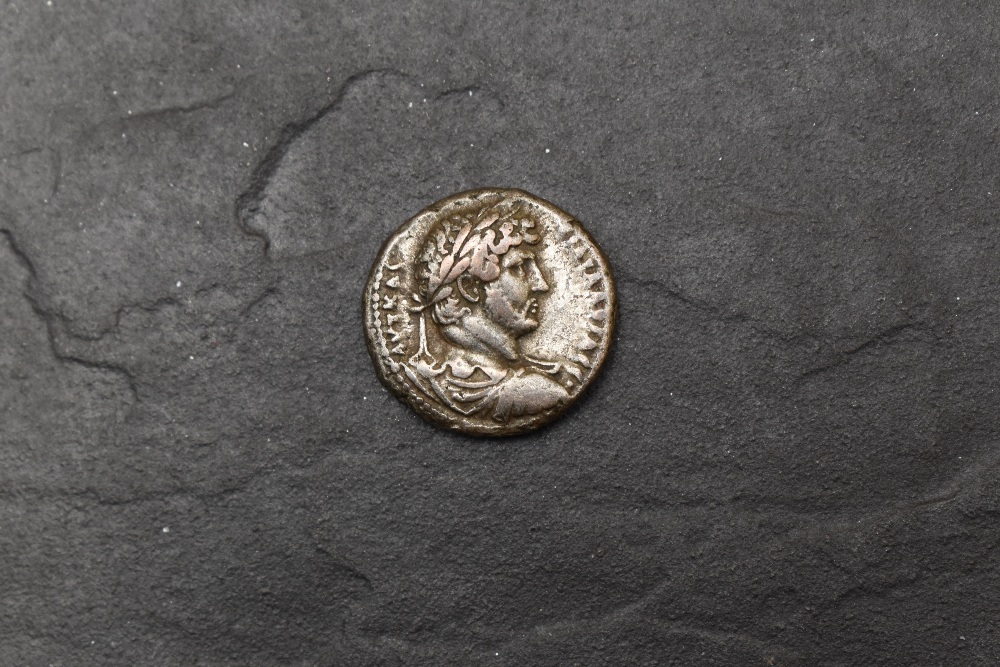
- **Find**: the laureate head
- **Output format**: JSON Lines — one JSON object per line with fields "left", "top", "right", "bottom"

{"left": 418, "top": 205, "right": 549, "bottom": 359}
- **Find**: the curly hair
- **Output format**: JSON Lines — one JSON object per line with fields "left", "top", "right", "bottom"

{"left": 417, "top": 203, "right": 541, "bottom": 325}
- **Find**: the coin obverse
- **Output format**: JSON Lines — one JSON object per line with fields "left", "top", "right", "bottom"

{"left": 363, "top": 188, "right": 616, "bottom": 436}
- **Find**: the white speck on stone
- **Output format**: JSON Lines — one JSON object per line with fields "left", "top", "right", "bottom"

{"left": 189, "top": 355, "right": 194, "bottom": 360}
{"left": 469, "top": 90, "right": 473, "bottom": 96}
{"left": 545, "top": 148, "right": 550, "bottom": 153}
{"left": 162, "top": 527, "right": 170, "bottom": 533}
{"left": 408, "top": 102, "right": 412, "bottom": 108}
{"left": 112, "top": 89, "right": 118, "bottom": 96}
{"left": 176, "top": 281, "right": 182, "bottom": 287}
{"left": 810, "top": 37, "right": 815, "bottom": 42}
{"left": 127, "top": 109, "right": 132, "bottom": 115}
{"left": 422, "top": 98, "right": 427, "bottom": 103}
{"left": 242, "top": 142, "right": 249, "bottom": 148}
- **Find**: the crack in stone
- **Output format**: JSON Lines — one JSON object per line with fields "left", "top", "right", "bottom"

{"left": 483, "top": 575, "right": 786, "bottom": 659}
{"left": 50, "top": 146, "right": 62, "bottom": 199}
{"left": 898, "top": 488, "right": 963, "bottom": 511}
{"left": 234, "top": 68, "right": 409, "bottom": 256}
{"left": 2, "top": 226, "right": 140, "bottom": 402}
{"left": 617, "top": 271, "right": 820, "bottom": 345}
{"left": 240, "top": 283, "right": 279, "bottom": 317}
{"left": 618, "top": 272, "right": 750, "bottom": 323}
{"left": 119, "top": 88, "right": 240, "bottom": 125}
{"left": 2, "top": 222, "right": 281, "bottom": 407}
{"left": 314, "top": 544, "right": 374, "bottom": 592}
{"left": 0, "top": 226, "right": 37, "bottom": 278}
{"left": 619, "top": 272, "right": 938, "bottom": 385}
{"left": 892, "top": 447, "right": 1000, "bottom": 516}
{"left": 233, "top": 69, "right": 491, "bottom": 257}
{"left": 795, "top": 320, "right": 930, "bottom": 382}
{"left": 59, "top": 281, "right": 225, "bottom": 343}
{"left": 72, "top": 295, "right": 184, "bottom": 342}
{"left": 0, "top": 146, "right": 45, "bottom": 162}
{"left": 433, "top": 83, "right": 498, "bottom": 106}
{"left": 763, "top": 446, "right": 1000, "bottom": 554}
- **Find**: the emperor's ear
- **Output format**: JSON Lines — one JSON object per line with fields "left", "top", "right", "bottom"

{"left": 456, "top": 274, "right": 481, "bottom": 302}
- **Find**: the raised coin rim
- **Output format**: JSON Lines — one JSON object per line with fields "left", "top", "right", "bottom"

{"left": 362, "top": 187, "right": 616, "bottom": 436}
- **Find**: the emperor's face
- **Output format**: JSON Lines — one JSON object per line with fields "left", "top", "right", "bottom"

{"left": 482, "top": 247, "right": 550, "bottom": 337}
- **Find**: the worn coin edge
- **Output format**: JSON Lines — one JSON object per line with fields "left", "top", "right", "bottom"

{"left": 362, "top": 187, "right": 616, "bottom": 437}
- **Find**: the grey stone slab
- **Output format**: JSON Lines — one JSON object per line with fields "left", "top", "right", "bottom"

{"left": 1, "top": 1, "right": 998, "bottom": 665}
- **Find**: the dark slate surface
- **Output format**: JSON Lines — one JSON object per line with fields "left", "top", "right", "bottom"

{"left": 2, "top": 2, "right": 998, "bottom": 665}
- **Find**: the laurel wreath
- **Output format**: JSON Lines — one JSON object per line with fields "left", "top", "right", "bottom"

{"left": 417, "top": 205, "right": 539, "bottom": 308}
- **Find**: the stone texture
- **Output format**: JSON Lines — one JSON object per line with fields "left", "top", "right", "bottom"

{"left": 1, "top": 1, "right": 998, "bottom": 665}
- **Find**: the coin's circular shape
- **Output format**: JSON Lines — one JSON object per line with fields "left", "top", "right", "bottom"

{"left": 363, "top": 188, "right": 616, "bottom": 436}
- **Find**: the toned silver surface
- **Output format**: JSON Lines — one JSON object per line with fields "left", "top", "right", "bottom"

{"left": 364, "top": 188, "right": 615, "bottom": 435}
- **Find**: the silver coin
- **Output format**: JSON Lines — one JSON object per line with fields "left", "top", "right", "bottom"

{"left": 363, "top": 188, "right": 616, "bottom": 436}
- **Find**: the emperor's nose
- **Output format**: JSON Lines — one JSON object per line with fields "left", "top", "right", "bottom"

{"left": 529, "top": 261, "right": 549, "bottom": 292}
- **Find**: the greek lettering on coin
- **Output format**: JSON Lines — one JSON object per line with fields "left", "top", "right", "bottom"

{"left": 363, "top": 188, "right": 615, "bottom": 436}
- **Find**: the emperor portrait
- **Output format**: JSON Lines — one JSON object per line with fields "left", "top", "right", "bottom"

{"left": 403, "top": 201, "right": 572, "bottom": 423}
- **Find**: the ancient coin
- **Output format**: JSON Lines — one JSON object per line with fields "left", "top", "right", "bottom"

{"left": 363, "top": 188, "right": 616, "bottom": 436}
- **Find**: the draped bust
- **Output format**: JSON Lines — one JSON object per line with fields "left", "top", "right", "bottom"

{"left": 403, "top": 202, "right": 570, "bottom": 423}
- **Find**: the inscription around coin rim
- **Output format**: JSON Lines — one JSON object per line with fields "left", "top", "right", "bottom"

{"left": 363, "top": 188, "right": 616, "bottom": 436}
